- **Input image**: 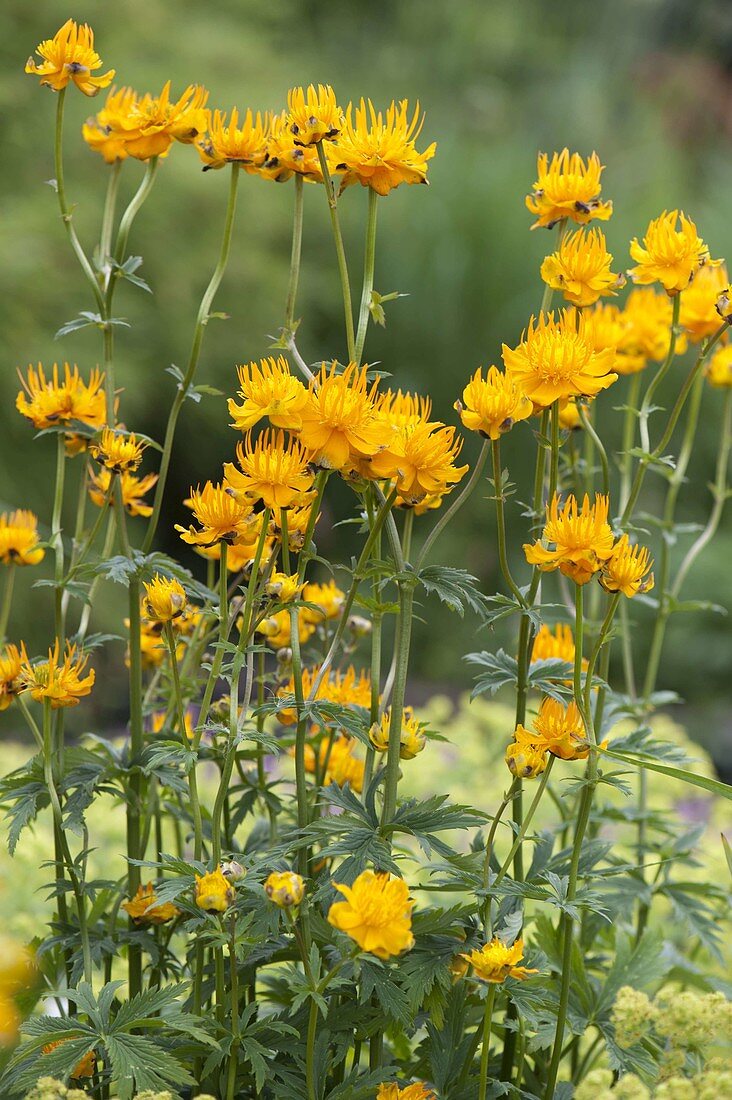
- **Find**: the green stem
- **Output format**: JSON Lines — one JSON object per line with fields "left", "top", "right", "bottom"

{"left": 284, "top": 173, "right": 304, "bottom": 335}
{"left": 316, "top": 141, "right": 355, "bottom": 361}
{"left": 195, "top": 544, "right": 231, "bottom": 746}
{"left": 578, "top": 404, "right": 609, "bottom": 497}
{"left": 354, "top": 187, "right": 379, "bottom": 364}
{"left": 478, "top": 985, "right": 496, "bottom": 1100}
{"left": 619, "top": 374, "right": 642, "bottom": 512}
{"left": 417, "top": 440, "right": 490, "bottom": 570}
{"left": 549, "top": 399, "right": 560, "bottom": 502}
{"left": 226, "top": 916, "right": 240, "bottom": 1100}
{"left": 491, "top": 439, "right": 527, "bottom": 605}
{"left": 99, "top": 159, "right": 122, "bottom": 287}
{"left": 165, "top": 622, "right": 203, "bottom": 860}
{"left": 639, "top": 294, "right": 681, "bottom": 455}
{"left": 143, "top": 162, "right": 240, "bottom": 553}
{"left": 126, "top": 576, "right": 144, "bottom": 998}
{"left": 305, "top": 997, "right": 319, "bottom": 1100}
{"left": 52, "top": 433, "right": 67, "bottom": 641}
{"left": 380, "top": 582, "right": 414, "bottom": 827}
{"left": 112, "top": 157, "right": 159, "bottom": 270}
{"left": 493, "top": 757, "right": 555, "bottom": 889}
{"left": 0, "top": 564, "right": 15, "bottom": 643}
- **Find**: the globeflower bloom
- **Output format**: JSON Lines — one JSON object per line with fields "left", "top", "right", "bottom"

{"left": 524, "top": 492, "right": 615, "bottom": 584}
{"left": 461, "top": 937, "right": 538, "bottom": 983}
{"left": 501, "top": 311, "right": 617, "bottom": 407}
{"left": 706, "top": 344, "right": 732, "bottom": 388}
{"left": 505, "top": 739, "right": 547, "bottom": 779}
{"left": 600, "top": 535, "right": 654, "bottom": 597}
{"left": 278, "top": 664, "right": 371, "bottom": 724}
{"left": 327, "top": 870, "right": 415, "bottom": 959}
{"left": 540, "top": 228, "right": 623, "bottom": 307}
{"left": 287, "top": 84, "right": 343, "bottom": 145}
{"left": 198, "top": 107, "right": 271, "bottom": 171}
{"left": 369, "top": 422, "right": 468, "bottom": 504}
{"left": 82, "top": 86, "right": 138, "bottom": 162}
{"left": 370, "top": 707, "right": 427, "bottom": 759}
{"left": 265, "top": 572, "right": 304, "bottom": 602}
{"left": 142, "top": 575, "right": 187, "bottom": 623}
{"left": 0, "top": 511, "right": 45, "bottom": 567}
{"left": 456, "top": 366, "right": 532, "bottom": 440}
{"left": 89, "top": 428, "right": 146, "bottom": 473}
{"left": 16, "top": 363, "right": 105, "bottom": 434}
{"left": 225, "top": 430, "right": 314, "bottom": 509}
{"left": 114, "top": 81, "right": 209, "bottom": 160}
{"left": 25, "top": 20, "right": 114, "bottom": 96}
{"left": 19, "top": 641, "right": 95, "bottom": 709}
{"left": 629, "top": 210, "right": 714, "bottom": 295}
{"left": 376, "top": 1085, "right": 436, "bottom": 1100}
{"left": 516, "top": 696, "right": 589, "bottom": 760}
{"left": 89, "top": 468, "right": 158, "bottom": 517}
{"left": 328, "top": 99, "right": 436, "bottom": 195}
{"left": 531, "top": 623, "right": 579, "bottom": 666}
{"left": 195, "top": 867, "right": 235, "bottom": 914}
{"left": 228, "top": 356, "right": 309, "bottom": 431}
{"left": 301, "top": 580, "right": 346, "bottom": 623}
{"left": 264, "top": 870, "right": 305, "bottom": 909}
{"left": 42, "top": 1041, "right": 96, "bottom": 1079}
{"left": 122, "top": 883, "right": 180, "bottom": 925}
{"left": 257, "top": 608, "right": 315, "bottom": 650}
{"left": 526, "top": 149, "right": 612, "bottom": 230}
{"left": 261, "top": 111, "right": 324, "bottom": 181}
{"left": 176, "top": 481, "right": 256, "bottom": 548}
{"left": 0, "top": 646, "right": 23, "bottom": 710}
{"left": 620, "top": 288, "right": 688, "bottom": 369}
{"left": 680, "top": 263, "right": 730, "bottom": 341}
{"left": 297, "top": 362, "right": 387, "bottom": 471}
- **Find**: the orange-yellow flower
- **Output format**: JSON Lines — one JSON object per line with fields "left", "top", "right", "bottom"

{"left": 42, "top": 1040, "right": 96, "bottom": 1079}
{"left": 16, "top": 363, "right": 105, "bottom": 434}
{"left": 256, "top": 608, "right": 315, "bottom": 650}
{"left": 301, "top": 580, "right": 346, "bottom": 623}
{"left": 89, "top": 468, "right": 158, "bottom": 517}
{"left": 377, "top": 390, "right": 438, "bottom": 431}
{"left": 176, "top": 481, "right": 257, "bottom": 548}
{"left": 286, "top": 84, "right": 343, "bottom": 145}
{"left": 195, "top": 867, "right": 235, "bottom": 914}
{"left": 26, "top": 19, "right": 114, "bottom": 96}
{"left": 265, "top": 572, "right": 304, "bottom": 603}
{"left": 328, "top": 99, "right": 436, "bottom": 195}
{"left": 540, "top": 228, "right": 623, "bottom": 307}
{"left": 524, "top": 492, "right": 614, "bottom": 584}
{"left": 122, "top": 883, "right": 180, "bottom": 925}
{"left": 619, "top": 288, "right": 688, "bottom": 370}
{"left": 264, "top": 870, "right": 305, "bottom": 909}
{"left": 600, "top": 535, "right": 654, "bottom": 597}
{"left": 583, "top": 301, "right": 643, "bottom": 376}
{"left": 198, "top": 107, "right": 271, "bottom": 171}
{"left": 501, "top": 311, "right": 617, "bottom": 407}
{"left": 90, "top": 427, "right": 146, "bottom": 473}
{"left": 531, "top": 623, "right": 579, "bottom": 666}
{"left": 224, "top": 430, "right": 314, "bottom": 509}
{"left": 558, "top": 397, "right": 586, "bottom": 430}
{"left": 19, "top": 641, "right": 95, "bottom": 709}
{"left": 706, "top": 344, "right": 732, "bottom": 388}
{"left": 461, "top": 937, "right": 538, "bottom": 983}
{"left": 260, "top": 111, "right": 324, "bottom": 182}
{"left": 278, "top": 664, "right": 371, "bottom": 725}
{"left": 629, "top": 210, "right": 714, "bottom": 295}
{"left": 505, "top": 739, "right": 547, "bottom": 779}
{"left": 526, "top": 149, "right": 612, "bottom": 230}
{"left": 327, "top": 870, "right": 415, "bottom": 959}
{"left": 82, "top": 86, "right": 138, "bottom": 162}
{"left": 376, "top": 1084, "right": 436, "bottom": 1100}
{"left": 310, "top": 735, "right": 366, "bottom": 792}
{"left": 0, "top": 646, "right": 23, "bottom": 711}
{"left": 455, "top": 366, "right": 533, "bottom": 440}
{"left": 369, "top": 422, "right": 468, "bottom": 504}
{"left": 680, "top": 263, "right": 730, "bottom": 342}
{"left": 228, "top": 356, "right": 309, "bottom": 432}
{"left": 514, "top": 697, "right": 589, "bottom": 761}
{"left": 142, "top": 574, "right": 187, "bottom": 623}
{"left": 297, "top": 362, "right": 387, "bottom": 471}
{"left": 111, "top": 81, "right": 209, "bottom": 160}
{"left": 369, "top": 707, "right": 427, "bottom": 760}
{"left": 0, "top": 511, "right": 45, "bottom": 567}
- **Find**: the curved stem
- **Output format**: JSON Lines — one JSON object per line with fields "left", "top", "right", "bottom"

{"left": 112, "top": 157, "right": 159, "bottom": 270}
{"left": 639, "top": 294, "right": 681, "bottom": 455}
{"left": 284, "top": 174, "right": 304, "bottom": 336}
{"left": 315, "top": 142, "right": 355, "bottom": 361}
{"left": 578, "top": 404, "right": 609, "bottom": 497}
{"left": 619, "top": 374, "right": 642, "bottom": 513}
{"left": 143, "top": 163, "right": 240, "bottom": 552}
{"left": 493, "top": 757, "right": 555, "bottom": 890}
{"left": 354, "top": 188, "right": 378, "bottom": 364}
{"left": 99, "top": 160, "right": 122, "bottom": 288}
{"left": 417, "top": 440, "right": 489, "bottom": 570}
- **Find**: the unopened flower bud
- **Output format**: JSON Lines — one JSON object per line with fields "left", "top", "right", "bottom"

{"left": 347, "top": 614, "right": 372, "bottom": 637}
{"left": 716, "top": 285, "right": 732, "bottom": 323}
{"left": 221, "top": 860, "right": 245, "bottom": 882}
{"left": 264, "top": 870, "right": 305, "bottom": 909}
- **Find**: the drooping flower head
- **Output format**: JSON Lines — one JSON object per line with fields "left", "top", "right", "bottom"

{"left": 461, "top": 937, "right": 538, "bottom": 982}
{"left": 286, "top": 84, "right": 343, "bottom": 145}
{"left": 455, "top": 366, "right": 533, "bottom": 440}
{"left": 198, "top": 107, "right": 271, "bottom": 171}
{"left": 0, "top": 511, "right": 45, "bottom": 567}
{"left": 502, "top": 311, "right": 618, "bottom": 407}
{"left": 370, "top": 421, "right": 468, "bottom": 504}
{"left": 327, "top": 870, "right": 415, "bottom": 959}
{"left": 265, "top": 572, "right": 304, "bottom": 603}
{"left": 264, "top": 870, "right": 305, "bottom": 909}
{"left": 16, "top": 363, "right": 106, "bottom": 438}
{"left": 142, "top": 575, "right": 187, "bottom": 623}
{"left": 0, "top": 646, "right": 23, "bottom": 711}
{"left": 328, "top": 99, "right": 436, "bottom": 195}
{"left": 297, "top": 362, "right": 387, "bottom": 471}
{"left": 600, "top": 535, "right": 654, "bottom": 597}
{"left": 195, "top": 867, "right": 235, "bottom": 914}
{"left": 526, "top": 149, "right": 612, "bottom": 230}
{"left": 629, "top": 210, "right": 715, "bottom": 295}
{"left": 89, "top": 468, "right": 158, "bottom": 516}
{"left": 524, "top": 492, "right": 615, "bottom": 584}
{"left": 108, "top": 81, "right": 209, "bottom": 161}
{"left": 19, "top": 641, "right": 95, "bottom": 709}
{"left": 706, "top": 344, "right": 732, "bottom": 389}
{"left": 680, "top": 262, "right": 729, "bottom": 342}
{"left": 369, "top": 707, "right": 427, "bottom": 760}
{"left": 540, "top": 228, "right": 624, "bottom": 307}
{"left": 176, "top": 481, "right": 257, "bottom": 548}
{"left": 515, "top": 696, "right": 589, "bottom": 760}
{"left": 26, "top": 19, "right": 114, "bottom": 96}
{"left": 228, "top": 356, "right": 309, "bottom": 432}
{"left": 224, "top": 430, "right": 314, "bottom": 509}
{"left": 90, "top": 428, "right": 146, "bottom": 473}
{"left": 82, "top": 86, "right": 138, "bottom": 162}
{"left": 122, "top": 883, "right": 180, "bottom": 925}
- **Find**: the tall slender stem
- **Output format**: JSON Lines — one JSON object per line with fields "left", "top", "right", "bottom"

{"left": 165, "top": 622, "right": 203, "bottom": 861}
{"left": 417, "top": 440, "right": 489, "bottom": 570}
{"left": 491, "top": 439, "right": 527, "bottom": 605}
{"left": 380, "top": 582, "right": 414, "bottom": 827}
{"left": 619, "top": 374, "right": 642, "bottom": 513}
{"left": 315, "top": 142, "right": 355, "bottom": 361}
{"left": 284, "top": 174, "right": 304, "bottom": 335}
{"left": 639, "top": 294, "right": 681, "bottom": 455}
{"left": 98, "top": 160, "right": 122, "bottom": 287}
{"left": 478, "top": 985, "right": 496, "bottom": 1100}
{"left": 112, "top": 158, "right": 159, "bottom": 271}
{"left": 578, "top": 404, "right": 609, "bottom": 497}
{"left": 52, "top": 433, "right": 67, "bottom": 641}
{"left": 126, "top": 575, "right": 144, "bottom": 998}
{"left": 195, "top": 543, "right": 230, "bottom": 746}
{"left": 0, "top": 564, "right": 16, "bottom": 643}
{"left": 354, "top": 188, "right": 378, "bottom": 364}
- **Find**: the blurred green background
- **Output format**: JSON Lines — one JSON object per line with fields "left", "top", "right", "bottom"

{"left": 2, "top": 0, "right": 732, "bottom": 770}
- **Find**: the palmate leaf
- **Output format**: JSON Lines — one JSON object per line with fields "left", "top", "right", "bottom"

{"left": 105, "top": 1032, "right": 193, "bottom": 1100}
{"left": 418, "top": 565, "right": 491, "bottom": 618}
{"left": 465, "top": 648, "right": 518, "bottom": 696}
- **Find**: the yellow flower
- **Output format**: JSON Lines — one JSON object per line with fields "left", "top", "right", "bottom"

{"left": 558, "top": 397, "right": 584, "bottom": 430}
{"left": 505, "top": 740, "right": 547, "bottom": 779}
{"left": 89, "top": 468, "right": 158, "bottom": 517}
{"left": 265, "top": 572, "right": 304, "bottom": 602}
{"left": 82, "top": 86, "right": 138, "bottom": 162}
{"left": 515, "top": 696, "right": 589, "bottom": 761}
{"left": 502, "top": 311, "right": 618, "bottom": 407}
{"left": 327, "top": 870, "right": 415, "bottom": 959}
{"left": 0, "top": 937, "right": 36, "bottom": 996}
{"left": 583, "top": 301, "right": 644, "bottom": 377}
{"left": 198, "top": 107, "right": 271, "bottom": 171}
{"left": 619, "top": 288, "right": 688, "bottom": 370}
{"left": 706, "top": 344, "right": 732, "bottom": 388}
{"left": 524, "top": 492, "right": 615, "bottom": 584}
{"left": 716, "top": 284, "right": 732, "bottom": 323}
{"left": 328, "top": 99, "right": 436, "bottom": 195}
{"left": 261, "top": 111, "right": 324, "bottom": 182}
{"left": 377, "top": 390, "right": 438, "bottom": 431}
{"left": 176, "top": 481, "right": 257, "bottom": 548}
{"left": 257, "top": 608, "right": 315, "bottom": 650}
{"left": 455, "top": 366, "right": 533, "bottom": 440}
{"left": 297, "top": 362, "right": 387, "bottom": 471}
{"left": 278, "top": 664, "right": 371, "bottom": 725}
{"left": 112, "top": 81, "right": 209, "bottom": 161}
{"left": 228, "top": 356, "right": 309, "bottom": 431}
{"left": 461, "top": 937, "right": 538, "bottom": 983}
{"left": 301, "top": 580, "right": 346, "bottom": 623}
{"left": 271, "top": 498, "right": 320, "bottom": 554}
{"left": 531, "top": 623, "right": 578, "bottom": 666}
{"left": 376, "top": 1084, "right": 436, "bottom": 1100}
{"left": 150, "top": 709, "right": 194, "bottom": 739}
{"left": 318, "top": 736, "right": 366, "bottom": 792}
{"left": 0, "top": 511, "right": 45, "bottom": 567}
{"left": 600, "top": 535, "right": 654, "bottom": 597}
{"left": 540, "top": 228, "right": 624, "bottom": 307}
{"left": 370, "top": 707, "right": 427, "bottom": 760}
{"left": 132, "top": 622, "right": 165, "bottom": 670}
{"left": 195, "top": 867, "right": 235, "bottom": 914}
{"left": 369, "top": 422, "right": 468, "bottom": 504}
{"left": 264, "top": 870, "right": 305, "bottom": 909}
{"left": 26, "top": 19, "right": 114, "bottom": 96}
{"left": 629, "top": 210, "right": 714, "bottom": 295}
{"left": 224, "top": 430, "right": 314, "bottom": 509}
{"left": 526, "top": 149, "right": 612, "bottom": 230}
{"left": 286, "top": 84, "right": 343, "bottom": 145}
{"left": 680, "top": 263, "right": 730, "bottom": 341}
{"left": 42, "top": 1040, "right": 96, "bottom": 1079}
{"left": 0, "top": 646, "right": 22, "bottom": 711}
{"left": 16, "top": 362, "right": 106, "bottom": 435}
{"left": 90, "top": 427, "right": 146, "bottom": 473}
{"left": 142, "top": 574, "right": 187, "bottom": 623}
{"left": 19, "top": 641, "right": 95, "bottom": 709}
{"left": 122, "top": 883, "right": 180, "bottom": 925}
